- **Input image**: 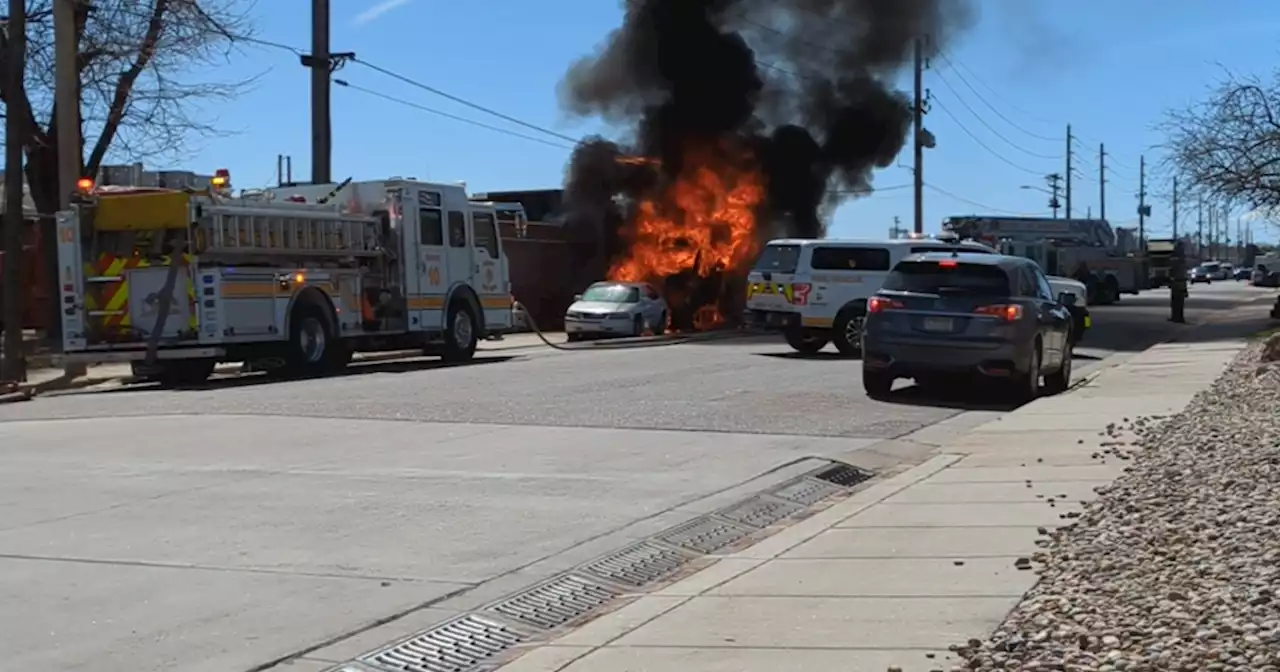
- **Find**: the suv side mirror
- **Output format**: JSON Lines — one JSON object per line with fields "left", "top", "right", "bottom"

{"left": 1058, "top": 292, "right": 1077, "bottom": 307}
{"left": 573, "top": 294, "right": 583, "bottom": 301}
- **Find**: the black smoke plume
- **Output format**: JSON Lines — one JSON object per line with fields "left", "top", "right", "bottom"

{"left": 560, "top": 0, "right": 972, "bottom": 325}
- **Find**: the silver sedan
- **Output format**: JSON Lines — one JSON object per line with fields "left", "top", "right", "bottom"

{"left": 564, "top": 282, "right": 669, "bottom": 341}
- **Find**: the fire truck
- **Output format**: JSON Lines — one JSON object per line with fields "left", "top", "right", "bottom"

{"left": 943, "top": 216, "right": 1144, "bottom": 305}
{"left": 53, "top": 172, "right": 516, "bottom": 384}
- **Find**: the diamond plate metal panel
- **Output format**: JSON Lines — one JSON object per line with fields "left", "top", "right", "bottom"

{"left": 715, "top": 494, "right": 805, "bottom": 528}
{"left": 771, "top": 476, "right": 845, "bottom": 506}
{"left": 487, "top": 574, "right": 619, "bottom": 630}
{"left": 578, "top": 541, "right": 691, "bottom": 588}
{"left": 654, "top": 515, "right": 754, "bottom": 554}
{"left": 362, "top": 614, "right": 526, "bottom": 672}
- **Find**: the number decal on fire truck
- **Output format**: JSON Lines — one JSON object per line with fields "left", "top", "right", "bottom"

{"left": 427, "top": 266, "right": 441, "bottom": 286}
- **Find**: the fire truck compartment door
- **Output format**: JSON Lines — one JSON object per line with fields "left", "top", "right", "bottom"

{"left": 128, "top": 266, "right": 193, "bottom": 338}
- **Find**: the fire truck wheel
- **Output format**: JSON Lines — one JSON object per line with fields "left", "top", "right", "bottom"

{"left": 141, "top": 359, "right": 215, "bottom": 386}
{"left": 784, "top": 328, "right": 829, "bottom": 354}
{"left": 832, "top": 306, "right": 866, "bottom": 357}
{"left": 287, "top": 303, "right": 335, "bottom": 375}
{"left": 443, "top": 300, "right": 478, "bottom": 362}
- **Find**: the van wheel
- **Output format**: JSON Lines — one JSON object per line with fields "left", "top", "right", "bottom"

{"left": 784, "top": 328, "right": 828, "bottom": 355}
{"left": 287, "top": 303, "right": 335, "bottom": 376}
{"left": 443, "top": 300, "right": 478, "bottom": 362}
{"left": 832, "top": 307, "right": 866, "bottom": 357}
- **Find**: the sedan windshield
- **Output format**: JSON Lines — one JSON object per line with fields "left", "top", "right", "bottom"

{"left": 581, "top": 284, "right": 640, "bottom": 303}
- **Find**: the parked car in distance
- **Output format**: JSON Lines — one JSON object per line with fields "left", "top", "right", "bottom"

{"left": 1235, "top": 266, "right": 1254, "bottom": 281}
{"left": 861, "top": 252, "right": 1074, "bottom": 402}
{"left": 564, "top": 281, "right": 668, "bottom": 341}
{"left": 1190, "top": 264, "right": 1216, "bottom": 284}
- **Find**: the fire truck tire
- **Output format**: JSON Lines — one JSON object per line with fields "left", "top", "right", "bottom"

{"left": 784, "top": 328, "right": 829, "bottom": 354}
{"left": 443, "top": 300, "right": 478, "bottom": 362}
{"left": 832, "top": 306, "right": 866, "bottom": 357}
{"left": 136, "top": 359, "right": 215, "bottom": 386}
{"left": 286, "top": 303, "right": 335, "bottom": 376}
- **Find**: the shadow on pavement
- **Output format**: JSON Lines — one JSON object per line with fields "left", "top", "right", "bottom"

{"left": 753, "top": 351, "right": 855, "bottom": 361}
{"left": 874, "top": 382, "right": 1023, "bottom": 412}
{"left": 55, "top": 355, "right": 518, "bottom": 396}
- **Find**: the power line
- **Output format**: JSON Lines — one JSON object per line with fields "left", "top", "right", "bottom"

{"left": 349, "top": 58, "right": 580, "bottom": 145}
{"left": 931, "top": 69, "right": 1061, "bottom": 160}
{"left": 933, "top": 52, "right": 1061, "bottom": 145}
{"left": 332, "top": 80, "right": 576, "bottom": 151}
{"left": 930, "top": 97, "right": 1046, "bottom": 176}
{"left": 933, "top": 51, "right": 1058, "bottom": 135}
{"left": 925, "top": 183, "right": 1030, "bottom": 215}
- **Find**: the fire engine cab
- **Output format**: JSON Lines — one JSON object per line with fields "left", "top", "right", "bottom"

{"left": 54, "top": 173, "right": 516, "bottom": 383}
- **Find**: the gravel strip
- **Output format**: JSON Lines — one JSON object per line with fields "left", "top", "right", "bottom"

{"left": 948, "top": 338, "right": 1280, "bottom": 672}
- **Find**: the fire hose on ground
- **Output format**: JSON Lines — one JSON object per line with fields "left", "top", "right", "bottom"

{"left": 508, "top": 300, "right": 757, "bottom": 351}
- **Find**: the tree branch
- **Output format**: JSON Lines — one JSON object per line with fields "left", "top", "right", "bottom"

{"left": 84, "top": 0, "right": 170, "bottom": 174}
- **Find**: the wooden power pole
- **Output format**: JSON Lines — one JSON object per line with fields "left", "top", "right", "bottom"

{"left": 911, "top": 37, "right": 924, "bottom": 234}
{"left": 2, "top": 0, "right": 28, "bottom": 382}
{"left": 53, "top": 0, "right": 85, "bottom": 376}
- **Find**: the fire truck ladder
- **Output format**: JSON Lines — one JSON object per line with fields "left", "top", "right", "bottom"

{"left": 199, "top": 201, "right": 383, "bottom": 259}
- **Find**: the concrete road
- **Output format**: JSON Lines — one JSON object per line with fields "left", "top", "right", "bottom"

{"left": 0, "top": 281, "right": 1270, "bottom": 672}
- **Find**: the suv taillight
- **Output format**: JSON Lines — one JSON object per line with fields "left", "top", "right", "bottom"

{"left": 867, "top": 297, "right": 904, "bottom": 313}
{"left": 975, "top": 304, "right": 1023, "bottom": 321}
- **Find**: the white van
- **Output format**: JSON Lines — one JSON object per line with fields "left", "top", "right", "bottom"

{"left": 745, "top": 237, "right": 997, "bottom": 355}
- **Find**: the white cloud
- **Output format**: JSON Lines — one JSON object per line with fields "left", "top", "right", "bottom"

{"left": 353, "top": 0, "right": 413, "bottom": 26}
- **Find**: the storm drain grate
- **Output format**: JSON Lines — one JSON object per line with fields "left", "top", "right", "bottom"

{"left": 487, "top": 574, "right": 619, "bottom": 630}
{"left": 771, "top": 477, "right": 845, "bottom": 506}
{"left": 362, "top": 614, "right": 526, "bottom": 672}
{"left": 812, "top": 463, "right": 873, "bottom": 487}
{"left": 716, "top": 495, "right": 805, "bottom": 529}
{"left": 655, "top": 515, "right": 754, "bottom": 554}
{"left": 578, "top": 541, "right": 691, "bottom": 588}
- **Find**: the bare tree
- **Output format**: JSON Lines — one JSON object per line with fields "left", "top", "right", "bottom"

{"left": 1162, "top": 69, "right": 1280, "bottom": 224}
{"left": 0, "top": 0, "right": 258, "bottom": 215}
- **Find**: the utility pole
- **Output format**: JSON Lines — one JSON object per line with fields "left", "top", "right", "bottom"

{"left": 911, "top": 37, "right": 925, "bottom": 234}
{"left": 1098, "top": 143, "right": 1107, "bottom": 220}
{"left": 1207, "top": 205, "right": 1216, "bottom": 259}
{"left": 54, "top": 0, "right": 83, "bottom": 376}
{"left": 1065, "top": 124, "right": 1072, "bottom": 219}
{"left": 1171, "top": 177, "right": 1178, "bottom": 238}
{"left": 2, "top": 0, "right": 28, "bottom": 383}
{"left": 1197, "top": 197, "right": 1204, "bottom": 256}
{"left": 1046, "top": 173, "right": 1063, "bottom": 218}
{"left": 1137, "top": 155, "right": 1147, "bottom": 253}
{"left": 306, "top": 0, "right": 331, "bottom": 184}
{"left": 300, "top": 0, "right": 354, "bottom": 185}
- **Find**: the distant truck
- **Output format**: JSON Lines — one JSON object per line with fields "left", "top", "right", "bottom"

{"left": 1146, "top": 238, "right": 1178, "bottom": 288}
{"left": 943, "top": 215, "right": 1144, "bottom": 305}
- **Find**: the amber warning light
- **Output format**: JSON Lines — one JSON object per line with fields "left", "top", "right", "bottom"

{"left": 211, "top": 169, "right": 230, "bottom": 188}
{"left": 75, "top": 178, "right": 94, "bottom": 191}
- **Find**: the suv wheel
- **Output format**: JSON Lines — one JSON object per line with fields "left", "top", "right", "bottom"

{"left": 862, "top": 368, "right": 893, "bottom": 398}
{"left": 832, "top": 307, "right": 866, "bottom": 356}
{"left": 1012, "top": 344, "right": 1042, "bottom": 402}
{"left": 1044, "top": 344, "right": 1072, "bottom": 394}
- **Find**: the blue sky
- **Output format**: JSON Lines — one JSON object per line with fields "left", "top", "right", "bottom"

{"left": 194, "top": 0, "right": 1280, "bottom": 243}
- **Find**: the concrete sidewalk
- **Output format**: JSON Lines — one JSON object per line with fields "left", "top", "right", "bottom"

{"left": 476, "top": 339, "right": 1249, "bottom": 672}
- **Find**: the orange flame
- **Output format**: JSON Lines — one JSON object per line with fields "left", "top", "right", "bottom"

{"left": 608, "top": 144, "right": 764, "bottom": 330}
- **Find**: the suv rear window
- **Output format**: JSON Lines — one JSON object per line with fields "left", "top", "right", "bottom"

{"left": 882, "top": 260, "right": 1011, "bottom": 295}
{"left": 809, "top": 246, "right": 891, "bottom": 271}
{"left": 753, "top": 244, "right": 801, "bottom": 273}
